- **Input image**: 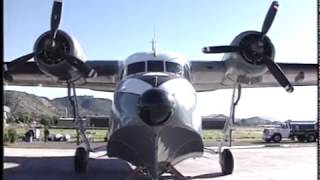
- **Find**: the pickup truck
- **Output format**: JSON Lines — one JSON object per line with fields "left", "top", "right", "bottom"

{"left": 262, "top": 121, "right": 318, "bottom": 143}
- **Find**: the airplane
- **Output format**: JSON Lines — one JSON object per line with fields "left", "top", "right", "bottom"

{"left": 3, "top": 0, "right": 317, "bottom": 179}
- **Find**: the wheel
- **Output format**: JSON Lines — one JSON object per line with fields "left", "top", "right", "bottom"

{"left": 220, "top": 149, "right": 234, "bottom": 175}
{"left": 307, "top": 135, "right": 316, "bottom": 142}
{"left": 272, "top": 134, "right": 282, "bottom": 143}
{"left": 297, "top": 136, "right": 305, "bottom": 142}
{"left": 74, "top": 147, "right": 89, "bottom": 173}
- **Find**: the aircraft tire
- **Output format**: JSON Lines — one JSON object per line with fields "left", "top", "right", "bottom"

{"left": 220, "top": 149, "right": 234, "bottom": 175}
{"left": 74, "top": 147, "right": 88, "bottom": 173}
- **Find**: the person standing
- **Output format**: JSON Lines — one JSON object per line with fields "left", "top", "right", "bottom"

{"left": 29, "top": 129, "right": 34, "bottom": 143}
{"left": 35, "top": 128, "right": 40, "bottom": 141}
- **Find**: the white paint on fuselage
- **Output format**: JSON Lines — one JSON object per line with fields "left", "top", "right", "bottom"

{"left": 112, "top": 51, "right": 202, "bottom": 134}
{"left": 118, "top": 78, "right": 153, "bottom": 94}
{"left": 157, "top": 78, "right": 201, "bottom": 132}
{"left": 114, "top": 74, "right": 202, "bottom": 134}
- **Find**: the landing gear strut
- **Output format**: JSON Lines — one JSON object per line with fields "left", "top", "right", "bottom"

{"left": 67, "top": 81, "right": 92, "bottom": 173}
{"left": 218, "top": 83, "right": 241, "bottom": 175}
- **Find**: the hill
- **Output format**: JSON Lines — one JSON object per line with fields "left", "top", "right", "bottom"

{"left": 202, "top": 114, "right": 279, "bottom": 127}
{"left": 4, "top": 90, "right": 62, "bottom": 118}
{"left": 51, "top": 96, "right": 112, "bottom": 116}
{"left": 4, "top": 90, "right": 112, "bottom": 121}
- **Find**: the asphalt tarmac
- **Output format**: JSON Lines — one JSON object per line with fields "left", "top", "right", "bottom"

{"left": 3, "top": 143, "right": 317, "bottom": 180}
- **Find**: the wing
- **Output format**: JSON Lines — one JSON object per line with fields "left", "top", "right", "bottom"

{"left": 4, "top": 60, "right": 120, "bottom": 92}
{"left": 191, "top": 61, "right": 317, "bottom": 92}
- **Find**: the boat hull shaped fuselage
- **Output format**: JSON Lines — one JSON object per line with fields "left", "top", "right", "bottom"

{"left": 107, "top": 73, "right": 204, "bottom": 176}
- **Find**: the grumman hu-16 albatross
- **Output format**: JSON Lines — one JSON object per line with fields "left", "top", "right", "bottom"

{"left": 4, "top": 1, "right": 317, "bottom": 179}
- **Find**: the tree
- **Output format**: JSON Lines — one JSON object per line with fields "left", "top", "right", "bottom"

{"left": 23, "top": 115, "right": 33, "bottom": 124}
{"left": 52, "top": 116, "right": 59, "bottom": 126}
{"left": 40, "top": 116, "right": 50, "bottom": 126}
{"left": 6, "top": 116, "right": 15, "bottom": 123}
{"left": 8, "top": 128, "right": 17, "bottom": 143}
{"left": 14, "top": 113, "right": 33, "bottom": 124}
{"left": 39, "top": 115, "right": 58, "bottom": 127}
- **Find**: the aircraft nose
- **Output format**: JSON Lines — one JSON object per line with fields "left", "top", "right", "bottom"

{"left": 138, "top": 88, "right": 175, "bottom": 126}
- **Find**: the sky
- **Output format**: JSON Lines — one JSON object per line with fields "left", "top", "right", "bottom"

{"left": 4, "top": 0, "right": 318, "bottom": 121}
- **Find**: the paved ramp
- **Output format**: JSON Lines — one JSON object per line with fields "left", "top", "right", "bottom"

{"left": 4, "top": 146, "right": 316, "bottom": 180}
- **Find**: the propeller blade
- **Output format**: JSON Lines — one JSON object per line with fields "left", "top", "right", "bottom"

{"left": 261, "top": 1, "right": 279, "bottom": 38}
{"left": 58, "top": 52, "right": 97, "bottom": 78}
{"left": 202, "top": 46, "right": 239, "bottom": 54}
{"left": 50, "top": 0, "right": 63, "bottom": 40}
{"left": 6, "top": 52, "right": 35, "bottom": 71}
{"left": 263, "top": 56, "right": 293, "bottom": 93}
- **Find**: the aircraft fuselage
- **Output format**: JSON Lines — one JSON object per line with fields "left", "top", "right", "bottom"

{"left": 106, "top": 52, "right": 204, "bottom": 177}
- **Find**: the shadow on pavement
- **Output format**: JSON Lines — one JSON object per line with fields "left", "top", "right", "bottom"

{"left": 4, "top": 155, "right": 227, "bottom": 180}
{"left": 4, "top": 156, "right": 132, "bottom": 180}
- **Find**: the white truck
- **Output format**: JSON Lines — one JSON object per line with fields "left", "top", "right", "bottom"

{"left": 262, "top": 121, "right": 318, "bottom": 143}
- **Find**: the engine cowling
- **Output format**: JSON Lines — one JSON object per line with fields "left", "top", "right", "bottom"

{"left": 33, "top": 30, "right": 86, "bottom": 81}
{"left": 223, "top": 31, "right": 275, "bottom": 84}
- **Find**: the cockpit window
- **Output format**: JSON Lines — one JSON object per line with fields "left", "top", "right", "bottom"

{"left": 147, "top": 61, "right": 164, "bottom": 72}
{"left": 127, "top": 62, "right": 145, "bottom": 75}
{"left": 166, "top": 61, "right": 182, "bottom": 75}
{"left": 126, "top": 61, "right": 185, "bottom": 77}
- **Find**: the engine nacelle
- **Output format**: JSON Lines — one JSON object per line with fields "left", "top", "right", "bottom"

{"left": 223, "top": 31, "right": 275, "bottom": 84}
{"left": 33, "top": 30, "right": 86, "bottom": 81}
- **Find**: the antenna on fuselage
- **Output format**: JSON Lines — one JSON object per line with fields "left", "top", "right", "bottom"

{"left": 151, "top": 26, "right": 157, "bottom": 56}
{"left": 151, "top": 39, "right": 156, "bottom": 56}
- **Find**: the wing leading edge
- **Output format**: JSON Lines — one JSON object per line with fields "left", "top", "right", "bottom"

{"left": 4, "top": 60, "right": 120, "bottom": 92}
{"left": 191, "top": 61, "right": 317, "bottom": 92}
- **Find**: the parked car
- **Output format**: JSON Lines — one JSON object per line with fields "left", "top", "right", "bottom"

{"left": 48, "top": 133, "right": 71, "bottom": 142}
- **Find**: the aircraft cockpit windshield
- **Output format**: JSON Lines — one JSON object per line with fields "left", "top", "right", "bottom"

{"left": 126, "top": 60, "right": 183, "bottom": 76}
{"left": 127, "top": 61, "right": 145, "bottom": 75}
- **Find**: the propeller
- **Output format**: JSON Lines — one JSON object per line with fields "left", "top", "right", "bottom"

{"left": 202, "top": 46, "right": 239, "bottom": 54}
{"left": 50, "top": 0, "right": 62, "bottom": 43}
{"left": 5, "top": 52, "right": 36, "bottom": 70}
{"left": 5, "top": 0, "right": 96, "bottom": 79}
{"left": 263, "top": 56, "right": 293, "bottom": 92}
{"left": 202, "top": 1, "right": 293, "bottom": 92}
{"left": 57, "top": 52, "right": 97, "bottom": 78}
{"left": 261, "top": 1, "right": 279, "bottom": 39}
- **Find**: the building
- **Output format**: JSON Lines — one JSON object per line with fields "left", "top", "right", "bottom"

{"left": 202, "top": 114, "right": 227, "bottom": 129}
{"left": 57, "top": 116, "right": 109, "bottom": 128}
{"left": 57, "top": 117, "right": 88, "bottom": 128}
{"left": 88, "top": 116, "right": 109, "bottom": 128}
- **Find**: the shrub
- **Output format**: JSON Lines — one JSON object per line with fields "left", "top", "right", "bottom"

{"left": 3, "top": 132, "right": 9, "bottom": 143}
{"left": 8, "top": 128, "right": 17, "bottom": 143}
